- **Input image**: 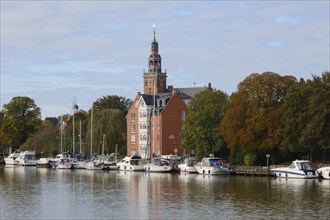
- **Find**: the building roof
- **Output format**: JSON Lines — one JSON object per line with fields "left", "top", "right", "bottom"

{"left": 45, "top": 117, "right": 60, "bottom": 126}
{"left": 175, "top": 87, "right": 209, "bottom": 98}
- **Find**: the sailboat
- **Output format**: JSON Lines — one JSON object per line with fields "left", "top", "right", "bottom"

{"left": 70, "top": 97, "right": 87, "bottom": 169}
{"left": 85, "top": 108, "right": 104, "bottom": 170}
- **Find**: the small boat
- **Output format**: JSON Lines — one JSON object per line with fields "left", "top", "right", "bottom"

{"left": 178, "top": 156, "right": 198, "bottom": 173}
{"left": 4, "top": 152, "right": 20, "bottom": 165}
{"left": 15, "top": 151, "right": 37, "bottom": 166}
{"left": 144, "top": 157, "right": 172, "bottom": 172}
{"left": 317, "top": 166, "right": 330, "bottom": 180}
{"left": 71, "top": 160, "right": 87, "bottom": 169}
{"left": 85, "top": 160, "right": 104, "bottom": 170}
{"left": 56, "top": 158, "right": 72, "bottom": 169}
{"left": 117, "top": 155, "right": 145, "bottom": 171}
{"left": 103, "top": 161, "right": 119, "bottom": 170}
{"left": 271, "top": 160, "right": 318, "bottom": 179}
{"left": 36, "top": 158, "right": 52, "bottom": 168}
{"left": 194, "top": 154, "right": 231, "bottom": 175}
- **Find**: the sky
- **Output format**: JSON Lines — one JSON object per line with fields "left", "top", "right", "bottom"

{"left": 1, "top": 1, "right": 329, "bottom": 119}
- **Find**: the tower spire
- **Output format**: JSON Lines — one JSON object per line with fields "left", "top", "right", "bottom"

{"left": 153, "top": 24, "right": 156, "bottom": 42}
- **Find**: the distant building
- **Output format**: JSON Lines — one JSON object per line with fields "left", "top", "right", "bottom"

{"left": 126, "top": 27, "right": 211, "bottom": 159}
{"left": 45, "top": 117, "right": 60, "bottom": 127}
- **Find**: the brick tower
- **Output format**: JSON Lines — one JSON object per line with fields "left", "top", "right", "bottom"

{"left": 143, "top": 26, "right": 167, "bottom": 94}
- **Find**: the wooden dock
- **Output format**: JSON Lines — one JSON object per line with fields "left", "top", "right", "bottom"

{"left": 230, "top": 165, "right": 275, "bottom": 177}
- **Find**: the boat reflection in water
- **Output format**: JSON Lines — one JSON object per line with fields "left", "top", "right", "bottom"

{"left": 1, "top": 166, "right": 329, "bottom": 219}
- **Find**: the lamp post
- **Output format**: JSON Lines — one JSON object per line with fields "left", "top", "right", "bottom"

{"left": 174, "top": 147, "right": 178, "bottom": 156}
{"left": 266, "top": 154, "right": 270, "bottom": 176}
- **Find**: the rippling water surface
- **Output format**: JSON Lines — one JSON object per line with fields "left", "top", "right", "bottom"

{"left": 1, "top": 166, "right": 329, "bottom": 219}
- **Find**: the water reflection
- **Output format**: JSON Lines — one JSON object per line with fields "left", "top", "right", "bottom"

{"left": 1, "top": 167, "right": 329, "bottom": 219}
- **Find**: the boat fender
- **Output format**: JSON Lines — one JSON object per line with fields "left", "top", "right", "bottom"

{"left": 124, "top": 166, "right": 126, "bottom": 170}
{"left": 328, "top": 172, "right": 330, "bottom": 178}
{"left": 203, "top": 170, "right": 205, "bottom": 174}
{"left": 208, "top": 170, "right": 211, "bottom": 174}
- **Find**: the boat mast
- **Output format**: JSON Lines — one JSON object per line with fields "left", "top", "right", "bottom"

{"left": 79, "top": 120, "right": 82, "bottom": 154}
{"left": 90, "top": 108, "right": 93, "bottom": 159}
{"left": 60, "top": 115, "right": 63, "bottom": 153}
{"left": 72, "top": 97, "right": 79, "bottom": 155}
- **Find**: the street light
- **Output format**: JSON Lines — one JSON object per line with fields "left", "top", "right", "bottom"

{"left": 174, "top": 147, "right": 178, "bottom": 156}
{"left": 266, "top": 154, "right": 270, "bottom": 176}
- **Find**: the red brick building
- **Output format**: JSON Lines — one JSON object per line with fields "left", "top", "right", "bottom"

{"left": 126, "top": 28, "right": 210, "bottom": 159}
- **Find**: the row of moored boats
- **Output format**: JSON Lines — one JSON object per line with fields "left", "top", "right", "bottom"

{"left": 3, "top": 151, "right": 330, "bottom": 179}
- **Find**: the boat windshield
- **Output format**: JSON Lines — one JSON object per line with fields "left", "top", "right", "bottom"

{"left": 297, "top": 162, "right": 312, "bottom": 170}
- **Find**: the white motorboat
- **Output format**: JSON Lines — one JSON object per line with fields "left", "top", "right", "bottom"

{"left": 144, "top": 157, "right": 172, "bottom": 172}
{"left": 317, "top": 166, "right": 330, "bottom": 180}
{"left": 4, "top": 152, "right": 20, "bottom": 165}
{"left": 15, "top": 151, "right": 37, "bottom": 166}
{"left": 178, "top": 156, "right": 198, "bottom": 173}
{"left": 194, "top": 154, "right": 231, "bottom": 175}
{"left": 117, "top": 155, "right": 145, "bottom": 171}
{"left": 72, "top": 160, "right": 87, "bottom": 169}
{"left": 36, "top": 158, "right": 52, "bottom": 168}
{"left": 85, "top": 160, "right": 104, "bottom": 170}
{"left": 271, "top": 160, "right": 318, "bottom": 179}
{"left": 56, "top": 158, "right": 72, "bottom": 169}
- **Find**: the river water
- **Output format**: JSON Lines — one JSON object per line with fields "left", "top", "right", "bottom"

{"left": 0, "top": 166, "right": 329, "bottom": 219}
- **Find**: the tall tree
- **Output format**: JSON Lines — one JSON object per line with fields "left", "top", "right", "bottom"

{"left": 181, "top": 89, "right": 230, "bottom": 160}
{"left": 220, "top": 72, "right": 297, "bottom": 164}
{"left": 86, "top": 109, "right": 126, "bottom": 156}
{"left": 282, "top": 72, "right": 330, "bottom": 161}
{"left": 22, "top": 120, "right": 59, "bottom": 157}
{"left": 0, "top": 96, "right": 42, "bottom": 150}
{"left": 93, "top": 95, "right": 132, "bottom": 114}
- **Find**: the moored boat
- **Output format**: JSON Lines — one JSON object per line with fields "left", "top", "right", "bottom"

{"left": 178, "top": 156, "right": 198, "bottom": 173}
{"left": 117, "top": 155, "right": 144, "bottom": 171}
{"left": 4, "top": 152, "right": 20, "bottom": 165}
{"left": 37, "top": 158, "right": 52, "bottom": 168}
{"left": 85, "top": 160, "right": 104, "bottom": 170}
{"left": 317, "top": 166, "right": 330, "bottom": 179}
{"left": 15, "top": 151, "right": 37, "bottom": 166}
{"left": 144, "top": 157, "right": 172, "bottom": 172}
{"left": 271, "top": 160, "right": 318, "bottom": 179}
{"left": 194, "top": 154, "right": 231, "bottom": 175}
{"left": 56, "top": 158, "right": 72, "bottom": 169}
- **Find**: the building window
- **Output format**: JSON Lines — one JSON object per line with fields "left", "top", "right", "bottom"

{"left": 130, "top": 113, "right": 135, "bottom": 121}
{"left": 181, "top": 111, "right": 185, "bottom": 121}
{"left": 130, "top": 134, "right": 136, "bottom": 144}
{"left": 131, "top": 124, "right": 135, "bottom": 133}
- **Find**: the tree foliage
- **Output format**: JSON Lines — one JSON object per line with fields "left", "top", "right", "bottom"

{"left": 281, "top": 71, "right": 330, "bottom": 159}
{"left": 85, "top": 109, "right": 126, "bottom": 156}
{"left": 22, "top": 120, "right": 59, "bottom": 157}
{"left": 93, "top": 95, "right": 132, "bottom": 115}
{"left": 0, "top": 96, "right": 41, "bottom": 149}
{"left": 181, "top": 89, "right": 230, "bottom": 160}
{"left": 220, "top": 72, "right": 297, "bottom": 164}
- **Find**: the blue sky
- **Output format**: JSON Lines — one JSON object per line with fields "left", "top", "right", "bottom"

{"left": 1, "top": 1, "right": 329, "bottom": 118}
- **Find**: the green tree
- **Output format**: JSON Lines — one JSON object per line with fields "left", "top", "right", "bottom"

{"left": 181, "top": 89, "right": 230, "bottom": 160}
{"left": 86, "top": 109, "right": 126, "bottom": 156}
{"left": 0, "top": 96, "right": 41, "bottom": 150}
{"left": 220, "top": 72, "right": 297, "bottom": 164}
{"left": 282, "top": 71, "right": 330, "bottom": 161}
{"left": 93, "top": 95, "right": 132, "bottom": 114}
{"left": 22, "top": 120, "right": 59, "bottom": 157}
